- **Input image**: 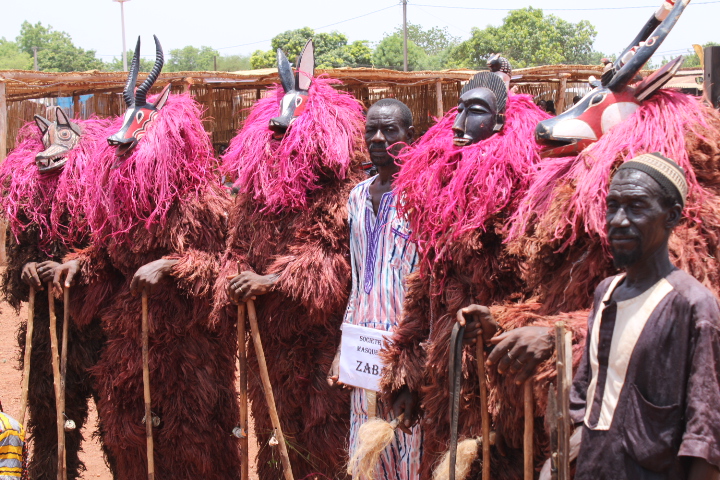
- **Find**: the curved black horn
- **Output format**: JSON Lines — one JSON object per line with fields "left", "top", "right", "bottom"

{"left": 135, "top": 35, "right": 164, "bottom": 106}
{"left": 608, "top": 0, "right": 690, "bottom": 91}
{"left": 122, "top": 37, "right": 141, "bottom": 108}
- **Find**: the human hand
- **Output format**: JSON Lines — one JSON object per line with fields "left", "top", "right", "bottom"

{"left": 392, "top": 386, "right": 419, "bottom": 435}
{"left": 53, "top": 260, "right": 81, "bottom": 294}
{"left": 21, "top": 262, "right": 43, "bottom": 290}
{"left": 456, "top": 304, "right": 498, "bottom": 346}
{"left": 487, "top": 326, "right": 554, "bottom": 384}
{"left": 227, "top": 271, "right": 278, "bottom": 304}
{"left": 130, "top": 258, "right": 179, "bottom": 296}
{"left": 327, "top": 347, "right": 343, "bottom": 387}
{"left": 36, "top": 261, "right": 61, "bottom": 285}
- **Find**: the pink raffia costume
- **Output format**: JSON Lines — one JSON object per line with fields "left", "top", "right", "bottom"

{"left": 0, "top": 111, "right": 112, "bottom": 479}
{"left": 379, "top": 70, "right": 565, "bottom": 479}
{"left": 61, "top": 37, "right": 239, "bottom": 479}
{"left": 214, "top": 40, "right": 366, "bottom": 480}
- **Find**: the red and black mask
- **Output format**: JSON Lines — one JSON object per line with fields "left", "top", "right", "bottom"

{"left": 108, "top": 35, "right": 170, "bottom": 157}
{"left": 536, "top": 0, "right": 689, "bottom": 157}
{"left": 34, "top": 107, "right": 82, "bottom": 173}
{"left": 269, "top": 39, "right": 314, "bottom": 140}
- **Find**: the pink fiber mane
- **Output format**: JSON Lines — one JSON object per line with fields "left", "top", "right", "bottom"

{"left": 77, "top": 93, "right": 217, "bottom": 243}
{"left": 508, "top": 90, "right": 712, "bottom": 248}
{"left": 394, "top": 93, "right": 548, "bottom": 263}
{"left": 222, "top": 76, "right": 365, "bottom": 212}
{"left": 0, "top": 117, "right": 109, "bottom": 250}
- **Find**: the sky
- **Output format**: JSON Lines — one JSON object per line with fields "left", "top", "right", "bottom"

{"left": 0, "top": 0, "right": 717, "bottom": 65}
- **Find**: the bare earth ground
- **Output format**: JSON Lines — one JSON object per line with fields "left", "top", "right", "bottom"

{"left": 0, "top": 281, "right": 259, "bottom": 479}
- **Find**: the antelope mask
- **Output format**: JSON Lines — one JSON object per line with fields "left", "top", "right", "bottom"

{"left": 269, "top": 39, "right": 315, "bottom": 139}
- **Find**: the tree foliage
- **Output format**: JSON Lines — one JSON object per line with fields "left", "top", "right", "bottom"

{"left": 16, "top": 21, "right": 103, "bottom": 72}
{"left": 391, "top": 23, "right": 459, "bottom": 56}
{"left": 0, "top": 38, "right": 33, "bottom": 70}
{"left": 250, "top": 27, "right": 372, "bottom": 69}
{"left": 373, "top": 35, "right": 428, "bottom": 71}
{"left": 661, "top": 42, "right": 719, "bottom": 69}
{"left": 102, "top": 50, "right": 155, "bottom": 72}
{"left": 165, "top": 46, "right": 220, "bottom": 72}
{"left": 449, "top": 8, "right": 601, "bottom": 69}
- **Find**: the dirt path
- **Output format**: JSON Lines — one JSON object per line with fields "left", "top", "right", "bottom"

{"left": 0, "top": 288, "right": 258, "bottom": 479}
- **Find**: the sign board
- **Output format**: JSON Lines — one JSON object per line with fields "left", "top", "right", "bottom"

{"left": 338, "top": 324, "right": 392, "bottom": 392}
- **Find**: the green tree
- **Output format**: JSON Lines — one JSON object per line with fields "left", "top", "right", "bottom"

{"left": 250, "top": 28, "right": 372, "bottom": 69}
{"left": 0, "top": 38, "right": 32, "bottom": 69}
{"left": 16, "top": 21, "right": 103, "bottom": 72}
{"left": 373, "top": 35, "right": 427, "bottom": 71}
{"left": 102, "top": 50, "right": 155, "bottom": 72}
{"left": 391, "top": 23, "right": 459, "bottom": 56}
{"left": 216, "top": 54, "right": 252, "bottom": 71}
{"left": 448, "top": 8, "right": 600, "bottom": 69}
{"left": 165, "top": 46, "right": 220, "bottom": 72}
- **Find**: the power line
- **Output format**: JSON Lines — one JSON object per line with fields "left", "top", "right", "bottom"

{"left": 413, "top": 0, "right": 720, "bottom": 11}
{"left": 216, "top": 3, "right": 397, "bottom": 51}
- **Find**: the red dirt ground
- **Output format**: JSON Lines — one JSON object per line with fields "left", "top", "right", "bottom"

{"left": 0, "top": 279, "right": 259, "bottom": 479}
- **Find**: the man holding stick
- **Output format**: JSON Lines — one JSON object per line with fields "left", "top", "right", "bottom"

{"left": 563, "top": 153, "right": 720, "bottom": 479}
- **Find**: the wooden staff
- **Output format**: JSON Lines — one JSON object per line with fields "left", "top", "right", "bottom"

{"left": 141, "top": 290, "right": 155, "bottom": 480}
{"left": 524, "top": 381, "right": 534, "bottom": 480}
{"left": 246, "top": 299, "right": 294, "bottom": 480}
{"left": 237, "top": 297, "right": 249, "bottom": 480}
{"left": 476, "top": 338, "right": 490, "bottom": 480}
{"left": 48, "top": 284, "right": 66, "bottom": 480}
{"left": 19, "top": 286, "right": 35, "bottom": 426}
{"left": 554, "top": 322, "right": 571, "bottom": 480}
{"left": 59, "top": 287, "right": 70, "bottom": 468}
{"left": 366, "top": 390, "right": 377, "bottom": 419}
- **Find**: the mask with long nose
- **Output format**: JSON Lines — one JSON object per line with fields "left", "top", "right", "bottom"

{"left": 452, "top": 71, "right": 508, "bottom": 147}
{"left": 536, "top": 0, "right": 690, "bottom": 157}
{"left": 269, "top": 39, "right": 314, "bottom": 139}
{"left": 108, "top": 35, "right": 170, "bottom": 157}
{"left": 34, "top": 107, "right": 82, "bottom": 173}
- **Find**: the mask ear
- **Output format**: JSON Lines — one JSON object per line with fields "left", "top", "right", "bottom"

{"left": 34, "top": 115, "right": 51, "bottom": 135}
{"left": 277, "top": 49, "right": 295, "bottom": 93}
{"left": 152, "top": 84, "right": 172, "bottom": 111}
{"left": 295, "top": 39, "right": 314, "bottom": 91}
{"left": 634, "top": 55, "right": 684, "bottom": 101}
{"left": 55, "top": 107, "right": 71, "bottom": 126}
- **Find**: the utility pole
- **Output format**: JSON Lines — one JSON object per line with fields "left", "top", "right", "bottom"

{"left": 214, "top": 56, "right": 218, "bottom": 71}
{"left": 33, "top": 47, "right": 38, "bottom": 71}
{"left": 113, "top": 0, "right": 131, "bottom": 71}
{"left": 402, "top": 0, "right": 408, "bottom": 71}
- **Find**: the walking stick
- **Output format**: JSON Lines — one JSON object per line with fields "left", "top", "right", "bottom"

{"left": 524, "top": 381, "right": 534, "bottom": 480}
{"left": 19, "top": 287, "right": 35, "bottom": 426}
{"left": 141, "top": 290, "right": 155, "bottom": 480}
{"left": 48, "top": 284, "right": 66, "bottom": 480}
{"left": 551, "top": 322, "right": 572, "bottom": 480}
{"left": 476, "top": 334, "right": 491, "bottom": 480}
{"left": 246, "top": 299, "right": 295, "bottom": 480}
{"left": 237, "top": 296, "right": 249, "bottom": 480}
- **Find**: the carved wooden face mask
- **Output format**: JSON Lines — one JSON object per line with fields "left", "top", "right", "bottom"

{"left": 34, "top": 107, "right": 82, "bottom": 173}
{"left": 535, "top": 0, "right": 690, "bottom": 157}
{"left": 108, "top": 35, "right": 170, "bottom": 157}
{"left": 269, "top": 39, "right": 315, "bottom": 140}
{"left": 452, "top": 72, "right": 508, "bottom": 147}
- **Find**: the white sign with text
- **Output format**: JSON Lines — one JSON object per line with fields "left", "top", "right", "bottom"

{"left": 338, "top": 324, "right": 392, "bottom": 392}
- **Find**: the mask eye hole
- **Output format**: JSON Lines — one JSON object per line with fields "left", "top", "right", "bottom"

{"left": 136, "top": 111, "right": 144, "bottom": 122}
{"left": 295, "top": 96, "right": 303, "bottom": 107}
{"left": 590, "top": 93, "right": 606, "bottom": 106}
{"left": 58, "top": 130, "right": 70, "bottom": 140}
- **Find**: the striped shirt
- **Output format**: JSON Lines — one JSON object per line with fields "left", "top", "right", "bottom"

{"left": 344, "top": 176, "right": 421, "bottom": 480}
{"left": 0, "top": 412, "right": 25, "bottom": 479}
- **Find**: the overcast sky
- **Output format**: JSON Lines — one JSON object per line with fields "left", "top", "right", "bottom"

{"left": 1, "top": 0, "right": 717, "bottom": 65}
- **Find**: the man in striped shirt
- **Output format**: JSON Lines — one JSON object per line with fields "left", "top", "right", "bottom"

{"left": 328, "top": 98, "right": 421, "bottom": 479}
{"left": 0, "top": 401, "right": 26, "bottom": 480}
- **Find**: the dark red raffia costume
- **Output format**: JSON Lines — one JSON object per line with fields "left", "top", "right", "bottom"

{"left": 379, "top": 94, "right": 585, "bottom": 479}
{"left": 63, "top": 92, "right": 240, "bottom": 480}
{"left": 215, "top": 77, "right": 366, "bottom": 480}
{"left": 0, "top": 117, "right": 112, "bottom": 479}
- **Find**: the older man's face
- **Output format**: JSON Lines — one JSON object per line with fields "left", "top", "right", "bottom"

{"left": 365, "top": 105, "right": 414, "bottom": 168}
{"left": 606, "top": 169, "right": 675, "bottom": 269}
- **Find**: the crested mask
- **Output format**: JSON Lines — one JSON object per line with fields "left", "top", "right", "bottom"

{"left": 453, "top": 71, "right": 508, "bottom": 147}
